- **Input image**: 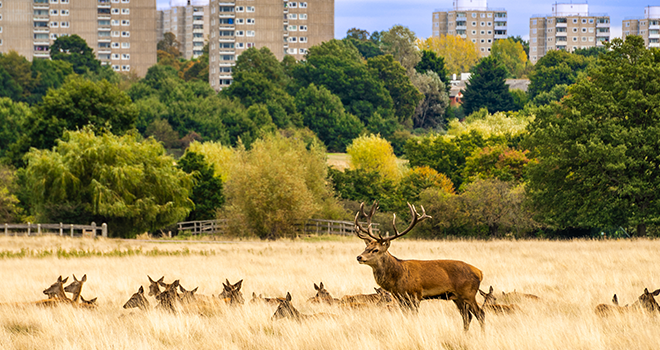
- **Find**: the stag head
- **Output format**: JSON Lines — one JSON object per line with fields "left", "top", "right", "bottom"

{"left": 355, "top": 201, "right": 430, "bottom": 266}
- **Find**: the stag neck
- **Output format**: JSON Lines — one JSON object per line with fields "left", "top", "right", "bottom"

{"left": 371, "top": 252, "right": 404, "bottom": 290}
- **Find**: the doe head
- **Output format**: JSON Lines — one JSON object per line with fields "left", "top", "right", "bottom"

{"left": 272, "top": 292, "right": 298, "bottom": 320}
{"left": 638, "top": 288, "right": 660, "bottom": 312}
{"left": 123, "top": 286, "right": 150, "bottom": 310}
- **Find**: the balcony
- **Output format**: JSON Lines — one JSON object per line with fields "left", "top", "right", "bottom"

{"left": 193, "top": 20, "right": 204, "bottom": 25}
{"left": 33, "top": 40, "right": 50, "bottom": 45}
{"left": 555, "top": 31, "right": 567, "bottom": 36}
{"left": 649, "top": 33, "right": 660, "bottom": 39}
{"left": 596, "top": 31, "right": 610, "bottom": 37}
{"left": 494, "top": 34, "right": 507, "bottom": 39}
{"left": 33, "top": 28, "right": 50, "bottom": 33}
{"left": 650, "top": 42, "right": 660, "bottom": 47}
{"left": 218, "top": 13, "right": 235, "bottom": 18}
{"left": 596, "top": 23, "right": 609, "bottom": 28}
{"left": 650, "top": 24, "right": 660, "bottom": 30}
{"left": 494, "top": 25, "right": 507, "bottom": 30}
{"left": 193, "top": 28, "right": 205, "bottom": 34}
{"left": 455, "top": 25, "right": 467, "bottom": 30}
{"left": 556, "top": 23, "right": 567, "bottom": 28}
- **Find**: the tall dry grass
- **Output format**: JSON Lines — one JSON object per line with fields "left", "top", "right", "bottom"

{"left": 0, "top": 236, "right": 658, "bottom": 349}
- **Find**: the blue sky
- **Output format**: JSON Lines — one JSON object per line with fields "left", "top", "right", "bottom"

{"left": 158, "top": 0, "right": 654, "bottom": 40}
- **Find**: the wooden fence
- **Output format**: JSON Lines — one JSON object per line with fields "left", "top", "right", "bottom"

{"left": 176, "top": 219, "right": 379, "bottom": 236}
{"left": 2, "top": 222, "right": 108, "bottom": 238}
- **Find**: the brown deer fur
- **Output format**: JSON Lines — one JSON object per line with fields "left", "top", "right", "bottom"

{"left": 355, "top": 201, "right": 485, "bottom": 331}
{"left": 123, "top": 286, "right": 150, "bottom": 310}
{"left": 307, "top": 282, "right": 339, "bottom": 304}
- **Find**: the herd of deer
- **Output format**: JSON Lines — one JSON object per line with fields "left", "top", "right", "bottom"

{"left": 2, "top": 201, "right": 659, "bottom": 332}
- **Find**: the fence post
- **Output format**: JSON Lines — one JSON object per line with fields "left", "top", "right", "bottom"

{"left": 27, "top": 222, "right": 31, "bottom": 236}
{"left": 91, "top": 222, "right": 97, "bottom": 237}
{"left": 4, "top": 223, "right": 7, "bottom": 236}
{"left": 59, "top": 223, "right": 63, "bottom": 236}
{"left": 38, "top": 224, "right": 42, "bottom": 235}
{"left": 70, "top": 224, "right": 74, "bottom": 237}
{"left": 102, "top": 223, "right": 107, "bottom": 238}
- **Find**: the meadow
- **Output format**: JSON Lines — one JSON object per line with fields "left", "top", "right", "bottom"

{"left": 0, "top": 235, "right": 658, "bottom": 350}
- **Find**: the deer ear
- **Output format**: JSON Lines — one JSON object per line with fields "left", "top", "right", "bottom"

{"left": 148, "top": 275, "right": 154, "bottom": 283}
{"left": 319, "top": 282, "right": 324, "bottom": 290}
{"left": 138, "top": 286, "right": 144, "bottom": 293}
{"left": 286, "top": 292, "right": 292, "bottom": 301}
{"left": 61, "top": 277, "right": 69, "bottom": 284}
{"left": 489, "top": 286, "right": 494, "bottom": 293}
{"left": 192, "top": 287, "right": 198, "bottom": 294}
{"left": 158, "top": 276, "right": 164, "bottom": 283}
{"left": 81, "top": 275, "right": 87, "bottom": 282}
{"left": 652, "top": 289, "right": 660, "bottom": 296}
{"left": 314, "top": 283, "right": 319, "bottom": 291}
{"left": 235, "top": 280, "right": 243, "bottom": 291}
{"left": 90, "top": 297, "right": 97, "bottom": 303}
{"left": 644, "top": 288, "right": 650, "bottom": 294}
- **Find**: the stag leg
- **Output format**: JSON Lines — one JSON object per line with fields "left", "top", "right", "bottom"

{"left": 453, "top": 299, "right": 473, "bottom": 331}
{"left": 466, "top": 296, "right": 485, "bottom": 331}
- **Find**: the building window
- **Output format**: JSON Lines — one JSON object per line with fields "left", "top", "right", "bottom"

{"left": 480, "top": 39, "right": 485, "bottom": 43}
{"left": 487, "top": 22, "right": 491, "bottom": 26}
{"left": 480, "top": 47, "right": 485, "bottom": 51}
{"left": 246, "top": 30, "right": 255, "bottom": 36}
{"left": 50, "top": 0, "right": 58, "bottom": 3}
{"left": 50, "top": 33, "right": 58, "bottom": 39}
{"left": 289, "top": 2, "right": 297, "bottom": 8}
{"left": 112, "top": 9, "right": 120, "bottom": 14}
{"left": 582, "top": 19, "right": 587, "bottom": 24}
{"left": 532, "top": 19, "right": 537, "bottom": 25}
{"left": 121, "top": 31, "right": 130, "bottom": 37}
{"left": 532, "top": 47, "right": 537, "bottom": 52}
{"left": 487, "top": 13, "right": 492, "bottom": 18}
{"left": 112, "top": 65, "right": 120, "bottom": 71}
{"left": 299, "top": 25, "right": 307, "bottom": 31}
{"left": 122, "top": 54, "right": 130, "bottom": 60}
{"left": 112, "top": 20, "right": 120, "bottom": 26}
{"left": 112, "top": 42, "right": 120, "bottom": 48}
{"left": 471, "top": 21, "right": 476, "bottom": 26}
{"left": 289, "top": 14, "right": 297, "bottom": 19}
{"left": 300, "top": 2, "right": 307, "bottom": 8}
{"left": 237, "top": 18, "right": 244, "bottom": 24}
{"left": 472, "top": 13, "right": 477, "bottom": 18}
{"left": 481, "top": 13, "right": 485, "bottom": 18}
{"left": 582, "top": 37, "right": 587, "bottom": 42}
{"left": 50, "top": 9, "right": 59, "bottom": 16}
{"left": 472, "top": 39, "right": 476, "bottom": 43}
{"left": 121, "top": 0, "right": 129, "bottom": 3}
{"left": 573, "top": 19, "right": 578, "bottom": 23}
{"left": 289, "top": 37, "right": 297, "bottom": 42}
{"left": 480, "top": 30, "right": 485, "bottom": 34}
{"left": 61, "top": 22, "right": 69, "bottom": 27}
{"left": 532, "top": 38, "right": 537, "bottom": 43}
{"left": 573, "top": 28, "right": 578, "bottom": 33}
{"left": 236, "top": 30, "right": 244, "bottom": 36}
{"left": 300, "top": 14, "right": 307, "bottom": 20}
{"left": 582, "top": 28, "right": 586, "bottom": 33}
{"left": 300, "top": 37, "right": 307, "bottom": 42}
{"left": 532, "top": 28, "right": 537, "bottom": 34}
{"left": 61, "top": 10, "right": 69, "bottom": 16}
{"left": 112, "top": 53, "right": 120, "bottom": 59}
{"left": 300, "top": 48, "right": 307, "bottom": 54}
{"left": 122, "top": 65, "right": 130, "bottom": 71}
{"left": 247, "top": 18, "right": 255, "bottom": 24}
{"left": 480, "top": 21, "right": 485, "bottom": 26}
{"left": 288, "top": 48, "right": 297, "bottom": 54}
{"left": 121, "top": 42, "right": 130, "bottom": 48}
{"left": 235, "top": 6, "right": 244, "bottom": 12}
{"left": 50, "top": 22, "right": 59, "bottom": 28}
{"left": 246, "top": 6, "right": 255, "bottom": 12}
{"left": 121, "top": 9, "right": 129, "bottom": 14}
{"left": 572, "top": 37, "right": 577, "bottom": 41}
{"left": 288, "top": 25, "right": 297, "bottom": 31}
{"left": 122, "top": 20, "right": 130, "bottom": 26}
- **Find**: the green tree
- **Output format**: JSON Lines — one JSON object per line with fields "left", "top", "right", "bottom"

{"left": 22, "top": 128, "right": 193, "bottom": 237}
{"left": 527, "top": 50, "right": 592, "bottom": 98}
{"left": 294, "top": 84, "right": 364, "bottom": 152}
{"left": 410, "top": 71, "right": 450, "bottom": 129}
{"left": 0, "top": 51, "right": 35, "bottom": 102}
{"left": 0, "top": 98, "right": 30, "bottom": 160}
{"left": 525, "top": 36, "right": 660, "bottom": 236}
{"left": 344, "top": 29, "right": 383, "bottom": 59}
{"left": 28, "top": 59, "right": 74, "bottom": 104}
{"left": 463, "top": 144, "right": 532, "bottom": 183}
{"left": 10, "top": 77, "right": 137, "bottom": 166}
{"left": 461, "top": 56, "right": 515, "bottom": 115}
{"left": 380, "top": 25, "right": 421, "bottom": 72}
{"left": 50, "top": 34, "right": 101, "bottom": 74}
{"left": 292, "top": 39, "right": 396, "bottom": 133}
{"left": 415, "top": 50, "right": 450, "bottom": 90}
{"left": 509, "top": 36, "right": 529, "bottom": 57}
{"left": 367, "top": 54, "right": 423, "bottom": 128}
{"left": 177, "top": 151, "right": 224, "bottom": 221}
{"left": 491, "top": 38, "right": 528, "bottom": 78}
{"left": 0, "top": 165, "right": 22, "bottom": 223}
{"left": 531, "top": 84, "right": 568, "bottom": 106}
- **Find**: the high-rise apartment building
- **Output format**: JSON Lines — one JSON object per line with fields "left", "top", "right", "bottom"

{"left": 529, "top": 3, "right": 610, "bottom": 64}
{"left": 208, "top": 0, "right": 334, "bottom": 90}
{"left": 622, "top": 6, "right": 660, "bottom": 49}
{"left": 158, "top": 0, "right": 210, "bottom": 59}
{"left": 0, "top": 0, "right": 157, "bottom": 76}
{"left": 431, "top": 0, "right": 508, "bottom": 57}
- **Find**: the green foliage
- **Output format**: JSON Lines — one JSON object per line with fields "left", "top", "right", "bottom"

{"left": 0, "top": 98, "right": 30, "bottom": 161}
{"left": 294, "top": 84, "right": 364, "bottom": 152}
{"left": 347, "top": 134, "right": 401, "bottom": 182}
{"left": 224, "top": 132, "right": 337, "bottom": 239}
{"left": 510, "top": 89, "right": 528, "bottom": 111}
{"left": 344, "top": 38, "right": 384, "bottom": 59}
{"left": 10, "top": 77, "right": 137, "bottom": 167}
{"left": 380, "top": 25, "right": 421, "bottom": 72}
{"left": 509, "top": 36, "right": 529, "bottom": 57}
{"left": 415, "top": 50, "right": 450, "bottom": 89}
{"left": 461, "top": 56, "right": 515, "bottom": 115}
{"left": 463, "top": 144, "right": 532, "bottom": 184}
{"left": 573, "top": 46, "right": 607, "bottom": 58}
{"left": 410, "top": 71, "right": 450, "bottom": 129}
{"left": 491, "top": 38, "right": 529, "bottom": 78}
{"left": 367, "top": 54, "right": 423, "bottom": 128}
{"left": 531, "top": 84, "right": 568, "bottom": 106}
{"left": 50, "top": 35, "right": 101, "bottom": 74}
{"left": 177, "top": 151, "right": 224, "bottom": 221}
{"left": 292, "top": 39, "right": 396, "bottom": 134}
{"left": 329, "top": 168, "right": 396, "bottom": 210}
{"left": 145, "top": 118, "right": 181, "bottom": 149}
{"left": 525, "top": 36, "right": 660, "bottom": 236}
{"left": 0, "top": 165, "right": 23, "bottom": 223}
{"left": 527, "top": 50, "right": 593, "bottom": 98}
{"left": 157, "top": 32, "right": 182, "bottom": 58}
{"left": 21, "top": 128, "right": 193, "bottom": 237}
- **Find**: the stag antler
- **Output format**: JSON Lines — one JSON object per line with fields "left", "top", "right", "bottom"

{"left": 354, "top": 201, "right": 381, "bottom": 242}
{"left": 381, "top": 202, "right": 431, "bottom": 242}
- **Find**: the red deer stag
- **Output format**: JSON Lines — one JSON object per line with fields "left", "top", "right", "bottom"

{"left": 354, "top": 201, "right": 485, "bottom": 331}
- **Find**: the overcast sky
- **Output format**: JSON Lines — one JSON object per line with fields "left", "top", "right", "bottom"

{"left": 158, "top": 0, "right": 655, "bottom": 40}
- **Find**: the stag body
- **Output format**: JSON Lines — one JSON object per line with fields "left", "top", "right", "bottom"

{"left": 355, "top": 202, "right": 485, "bottom": 331}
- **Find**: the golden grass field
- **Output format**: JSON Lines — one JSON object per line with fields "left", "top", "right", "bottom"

{"left": 0, "top": 235, "right": 659, "bottom": 350}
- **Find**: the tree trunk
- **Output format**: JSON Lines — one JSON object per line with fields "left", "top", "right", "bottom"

{"left": 636, "top": 223, "right": 646, "bottom": 237}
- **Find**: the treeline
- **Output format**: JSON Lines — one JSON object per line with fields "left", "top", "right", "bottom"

{"left": 0, "top": 28, "right": 657, "bottom": 239}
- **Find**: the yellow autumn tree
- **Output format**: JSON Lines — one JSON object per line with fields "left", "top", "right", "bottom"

{"left": 187, "top": 141, "right": 234, "bottom": 182}
{"left": 491, "top": 38, "right": 529, "bottom": 78}
{"left": 347, "top": 134, "right": 402, "bottom": 182}
{"left": 416, "top": 35, "right": 479, "bottom": 75}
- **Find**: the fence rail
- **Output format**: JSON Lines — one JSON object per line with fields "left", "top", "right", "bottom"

{"left": 2, "top": 223, "right": 107, "bottom": 238}
{"left": 176, "top": 219, "right": 379, "bottom": 236}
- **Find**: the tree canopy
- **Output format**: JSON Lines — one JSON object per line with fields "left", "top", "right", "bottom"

{"left": 50, "top": 34, "right": 101, "bottom": 74}
{"left": 417, "top": 35, "right": 479, "bottom": 75}
{"left": 461, "top": 56, "right": 515, "bottom": 115}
